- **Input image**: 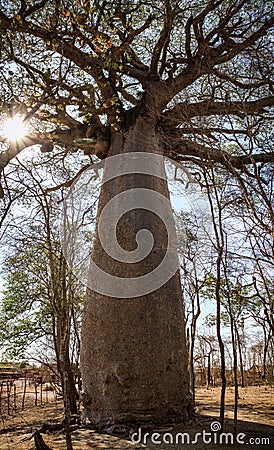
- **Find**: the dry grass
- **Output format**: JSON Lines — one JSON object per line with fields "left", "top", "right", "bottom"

{"left": 195, "top": 385, "right": 274, "bottom": 425}
{"left": 0, "top": 386, "right": 273, "bottom": 449}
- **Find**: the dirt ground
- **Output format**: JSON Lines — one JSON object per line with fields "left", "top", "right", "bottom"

{"left": 0, "top": 386, "right": 273, "bottom": 449}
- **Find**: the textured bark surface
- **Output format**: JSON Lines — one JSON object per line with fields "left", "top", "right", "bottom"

{"left": 80, "top": 116, "right": 191, "bottom": 428}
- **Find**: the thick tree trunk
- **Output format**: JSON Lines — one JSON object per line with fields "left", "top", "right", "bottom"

{"left": 80, "top": 116, "right": 191, "bottom": 428}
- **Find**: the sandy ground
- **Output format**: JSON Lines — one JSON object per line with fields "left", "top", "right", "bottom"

{"left": 0, "top": 386, "right": 273, "bottom": 449}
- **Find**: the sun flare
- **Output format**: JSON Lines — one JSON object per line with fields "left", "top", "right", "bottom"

{"left": 3, "top": 116, "right": 27, "bottom": 142}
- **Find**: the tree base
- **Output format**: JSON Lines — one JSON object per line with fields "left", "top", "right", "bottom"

{"left": 81, "top": 397, "right": 194, "bottom": 431}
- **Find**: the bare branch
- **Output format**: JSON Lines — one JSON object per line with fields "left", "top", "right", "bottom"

{"left": 213, "top": 16, "right": 274, "bottom": 66}
{"left": 0, "top": 123, "right": 88, "bottom": 172}
{"left": 24, "top": 0, "right": 50, "bottom": 17}
{"left": 45, "top": 163, "right": 94, "bottom": 193}
{"left": 211, "top": 68, "right": 271, "bottom": 90}
{"left": 0, "top": 10, "right": 113, "bottom": 98}
{"left": 150, "top": 0, "right": 174, "bottom": 75}
{"left": 165, "top": 138, "right": 274, "bottom": 169}
{"left": 161, "top": 96, "right": 274, "bottom": 125}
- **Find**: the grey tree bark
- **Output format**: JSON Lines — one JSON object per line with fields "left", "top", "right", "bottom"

{"left": 80, "top": 116, "right": 192, "bottom": 427}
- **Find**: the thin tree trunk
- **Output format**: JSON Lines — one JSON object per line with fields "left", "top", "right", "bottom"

{"left": 204, "top": 169, "right": 226, "bottom": 430}
{"left": 262, "top": 330, "right": 270, "bottom": 381}
{"left": 207, "top": 353, "right": 212, "bottom": 390}
{"left": 189, "top": 286, "right": 201, "bottom": 403}
{"left": 230, "top": 319, "right": 238, "bottom": 434}
{"left": 22, "top": 378, "right": 27, "bottom": 410}
{"left": 81, "top": 117, "right": 191, "bottom": 427}
{"left": 235, "top": 325, "right": 245, "bottom": 387}
{"left": 0, "top": 382, "right": 2, "bottom": 414}
{"left": 62, "top": 365, "right": 73, "bottom": 450}
{"left": 13, "top": 384, "right": 17, "bottom": 412}
{"left": 35, "top": 382, "right": 38, "bottom": 407}
{"left": 216, "top": 250, "right": 226, "bottom": 430}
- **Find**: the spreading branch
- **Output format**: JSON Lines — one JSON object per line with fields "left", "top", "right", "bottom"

{"left": 161, "top": 96, "right": 274, "bottom": 126}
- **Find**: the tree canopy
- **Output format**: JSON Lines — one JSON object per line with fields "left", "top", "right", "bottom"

{"left": 0, "top": 0, "right": 273, "bottom": 179}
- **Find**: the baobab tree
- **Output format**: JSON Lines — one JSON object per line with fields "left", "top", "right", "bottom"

{"left": 0, "top": 0, "right": 273, "bottom": 428}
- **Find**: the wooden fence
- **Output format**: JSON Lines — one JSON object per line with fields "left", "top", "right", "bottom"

{"left": 0, "top": 378, "right": 58, "bottom": 416}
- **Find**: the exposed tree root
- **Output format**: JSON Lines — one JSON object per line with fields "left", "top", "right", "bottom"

{"left": 38, "top": 414, "right": 80, "bottom": 433}
{"left": 33, "top": 430, "right": 52, "bottom": 450}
